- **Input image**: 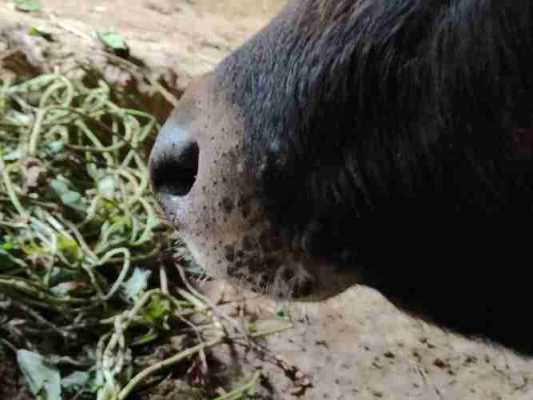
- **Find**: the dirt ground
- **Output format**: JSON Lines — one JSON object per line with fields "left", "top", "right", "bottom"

{"left": 2, "top": 0, "right": 533, "bottom": 399}
{"left": 21, "top": 0, "right": 286, "bottom": 78}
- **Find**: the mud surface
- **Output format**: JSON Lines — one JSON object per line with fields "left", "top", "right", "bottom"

{"left": 200, "top": 281, "right": 533, "bottom": 400}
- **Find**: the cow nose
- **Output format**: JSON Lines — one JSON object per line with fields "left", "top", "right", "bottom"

{"left": 149, "top": 119, "right": 199, "bottom": 198}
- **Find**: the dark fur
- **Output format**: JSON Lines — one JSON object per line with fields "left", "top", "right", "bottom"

{"left": 217, "top": 0, "right": 533, "bottom": 355}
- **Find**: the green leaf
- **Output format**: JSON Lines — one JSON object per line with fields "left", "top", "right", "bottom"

{"left": 50, "top": 281, "right": 77, "bottom": 296}
{"left": 122, "top": 268, "right": 151, "bottom": 301}
{"left": 144, "top": 294, "right": 171, "bottom": 324}
{"left": 57, "top": 233, "right": 80, "bottom": 261}
{"left": 62, "top": 371, "right": 89, "bottom": 389}
{"left": 49, "top": 179, "right": 69, "bottom": 196}
{"left": 0, "top": 94, "right": 6, "bottom": 118}
{"left": 47, "top": 140, "right": 64, "bottom": 153}
{"left": 248, "top": 322, "right": 258, "bottom": 334}
{"left": 8, "top": 110, "right": 33, "bottom": 125}
{"left": 2, "top": 242, "right": 14, "bottom": 251}
{"left": 97, "top": 31, "right": 128, "bottom": 51}
{"left": 28, "top": 26, "right": 53, "bottom": 41}
{"left": 132, "top": 329, "right": 159, "bottom": 346}
{"left": 275, "top": 308, "right": 290, "bottom": 321}
{"left": 21, "top": 241, "right": 46, "bottom": 258}
{"left": 17, "top": 350, "right": 62, "bottom": 400}
{"left": 0, "top": 248, "right": 18, "bottom": 269}
{"left": 3, "top": 149, "right": 23, "bottom": 161}
{"left": 61, "top": 191, "right": 81, "bottom": 206}
{"left": 50, "top": 179, "right": 86, "bottom": 212}
{"left": 13, "top": 0, "right": 41, "bottom": 12}
{"left": 97, "top": 175, "right": 116, "bottom": 198}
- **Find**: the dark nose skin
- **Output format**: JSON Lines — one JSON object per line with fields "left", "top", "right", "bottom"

{"left": 149, "top": 118, "right": 199, "bottom": 199}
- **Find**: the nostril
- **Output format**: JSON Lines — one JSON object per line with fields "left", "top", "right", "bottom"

{"left": 150, "top": 141, "right": 199, "bottom": 197}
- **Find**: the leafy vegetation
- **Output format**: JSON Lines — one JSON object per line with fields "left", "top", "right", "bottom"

{"left": 0, "top": 69, "right": 287, "bottom": 399}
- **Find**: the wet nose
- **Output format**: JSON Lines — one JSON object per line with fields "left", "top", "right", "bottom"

{"left": 149, "top": 118, "right": 199, "bottom": 199}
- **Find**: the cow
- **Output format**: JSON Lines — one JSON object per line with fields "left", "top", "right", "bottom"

{"left": 149, "top": 0, "right": 533, "bottom": 355}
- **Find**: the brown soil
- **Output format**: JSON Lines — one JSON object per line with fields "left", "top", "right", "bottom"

{"left": 0, "top": 349, "right": 33, "bottom": 400}
{"left": 7, "top": 0, "right": 285, "bottom": 77}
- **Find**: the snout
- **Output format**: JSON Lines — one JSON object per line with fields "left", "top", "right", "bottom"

{"left": 149, "top": 118, "right": 199, "bottom": 221}
{"left": 148, "top": 75, "right": 211, "bottom": 223}
{"left": 147, "top": 73, "right": 357, "bottom": 300}
{"left": 146, "top": 73, "right": 258, "bottom": 274}
{"left": 147, "top": 73, "right": 269, "bottom": 284}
